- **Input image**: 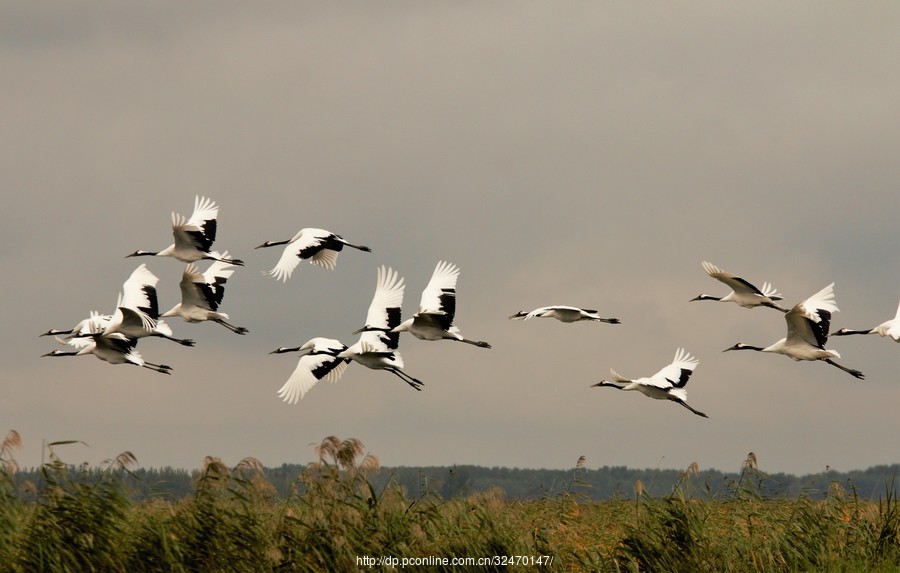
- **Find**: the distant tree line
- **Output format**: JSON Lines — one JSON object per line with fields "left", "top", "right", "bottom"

{"left": 10, "top": 462, "right": 900, "bottom": 502}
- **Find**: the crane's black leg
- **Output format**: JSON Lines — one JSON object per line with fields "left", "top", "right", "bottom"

{"left": 825, "top": 359, "right": 864, "bottom": 380}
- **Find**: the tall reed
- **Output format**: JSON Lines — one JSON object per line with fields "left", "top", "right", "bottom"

{"left": 2, "top": 435, "right": 899, "bottom": 572}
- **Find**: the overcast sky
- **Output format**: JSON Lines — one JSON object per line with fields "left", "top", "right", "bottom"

{"left": 3, "top": 1, "right": 898, "bottom": 477}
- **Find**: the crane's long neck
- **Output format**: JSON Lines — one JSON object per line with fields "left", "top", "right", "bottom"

{"left": 691, "top": 294, "right": 722, "bottom": 302}
{"left": 41, "top": 328, "right": 72, "bottom": 337}
{"left": 42, "top": 350, "right": 80, "bottom": 357}
{"left": 270, "top": 346, "right": 306, "bottom": 354}
{"left": 834, "top": 328, "right": 873, "bottom": 336}
{"left": 725, "top": 343, "right": 767, "bottom": 352}
{"left": 255, "top": 239, "right": 290, "bottom": 249}
{"left": 128, "top": 244, "right": 174, "bottom": 258}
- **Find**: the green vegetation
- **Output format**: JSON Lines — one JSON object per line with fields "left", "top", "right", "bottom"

{"left": 12, "top": 460, "right": 900, "bottom": 503}
{"left": 2, "top": 431, "right": 899, "bottom": 572}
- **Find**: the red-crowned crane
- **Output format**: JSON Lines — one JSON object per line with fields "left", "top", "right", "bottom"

{"left": 508, "top": 305, "right": 620, "bottom": 324}
{"left": 832, "top": 296, "right": 900, "bottom": 343}
{"left": 40, "top": 265, "right": 193, "bottom": 346}
{"left": 127, "top": 196, "right": 243, "bottom": 265}
{"left": 339, "top": 266, "right": 424, "bottom": 390}
{"left": 724, "top": 283, "right": 865, "bottom": 379}
{"left": 161, "top": 256, "right": 248, "bottom": 335}
{"left": 41, "top": 312, "right": 112, "bottom": 338}
{"left": 42, "top": 319, "right": 172, "bottom": 375}
{"left": 270, "top": 338, "right": 351, "bottom": 403}
{"left": 592, "top": 348, "right": 708, "bottom": 418}
{"left": 255, "top": 228, "right": 370, "bottom": 282}
{"left": 392, "top": 261, "right": 491, "bottom": 348}
{"left": 691, "top": 261, "right": 787, "bottom": 311}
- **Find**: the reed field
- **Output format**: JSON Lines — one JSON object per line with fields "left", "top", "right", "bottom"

{"left": 2, "top": 431, "right": 899, "bottom": 572}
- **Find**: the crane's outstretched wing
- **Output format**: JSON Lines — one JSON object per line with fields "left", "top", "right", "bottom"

{"left": 266, "top": 229, "right": 340, "bottom": 281}
{"left": 360, "top": 266, "right": 404, "bottom": 350}
{"left": 702, "top": 261, "right": 775, "bottom": 298}
{"left": 278, "top": 354, "right": 350, "bottom": 403}
{"left": 416, "top": 260, "right": 460, "bottom": 329}
{"left": 173, "top": 195, "right": 219, "bottom": 253}
{"left": 786, "top": 283, "right": 837, "bottom": 349}
{"left": 117, "top": 263, "right": 161, "bottom": 329}
{"left": 648, "top": 348, "right": 699, "bottom": 390}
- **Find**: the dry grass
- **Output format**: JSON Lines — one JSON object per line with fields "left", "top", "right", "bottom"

{"left": 1, "top": 434, "right": 899, "bottom": 572}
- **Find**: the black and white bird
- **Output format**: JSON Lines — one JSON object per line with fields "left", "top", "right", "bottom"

{"left": 832, "top": 296, "right": 900, "bottom": 343}
{"left": 691, "top": 261, "right": 787, "bottom": 311}
{"left": 508, "top": 305, "right": 620, "bottom": 324}
{"left": 255, "top": 228, "right": 371, "bottom": 282}
{"left": 391, "top": 261, "right": 491, "bottom": 349}
{"left": 270, "top": 338, "right": 350, "bottom": 403}
{"left": 41, "top": 265, "right": 193, "bottom": 346}
{"left": 161, "top": 256, "right": 249, "bottom": 335}
{"left": 42, "top": 319, "right": 172, "bottom": 375}
{"left": 127, "top": 195, "right": 243, "bottom": 265}
{"left": 592, "top": 348, "right": 708, "bottom": 418}
{"left": 102, "top": 264, "right": 194, "bottom": 346}
{"left": 724, "top": 283, "right": 865, "bottom": 379}
{"left": 41, "top": 312, "right": 112, "bottom": 339}
{"left": 339, "top": 266, "right": 424, "bottom": 390}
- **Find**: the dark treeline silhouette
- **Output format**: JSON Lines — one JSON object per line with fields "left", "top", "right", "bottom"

{"left": 11, "top": 462, "right": 900, "bottom": 502}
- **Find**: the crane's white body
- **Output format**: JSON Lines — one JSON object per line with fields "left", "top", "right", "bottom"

{"left": 592, "top": 348, "right": 707, "bottom": 418}
{"left": 833, "top": 296, "right": 900, "bottom": 342}
{"left": 271, "top": 337, "right": 350, "bottom": 403}
{"left": 725, "top": 283, "right": 864, "bottom": 379}
{"left": 43, "top": 326, "right": 171, "bottom": 374}
{"left": 340, "top": 339, "right": 406, "bottom": 372}
{"left": 338, "top": 266, "right": 423, "bottom": 390}
{"left": 508, "top": 305, "right": 620, "bottom": 324}
{"left": 393, "top": 261, "right": 491, "bottom": 348}
{"left": 128, "top": 196, "right": 242, "bottom": 265}
{"left": 162, "top": 256, "right": 248, "bottom": 334}
{"left": 256, "top": 227, "right": 371, "bottom": 282}
{"left": 692, "top": 261, "right": 787, "bottom": 311}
